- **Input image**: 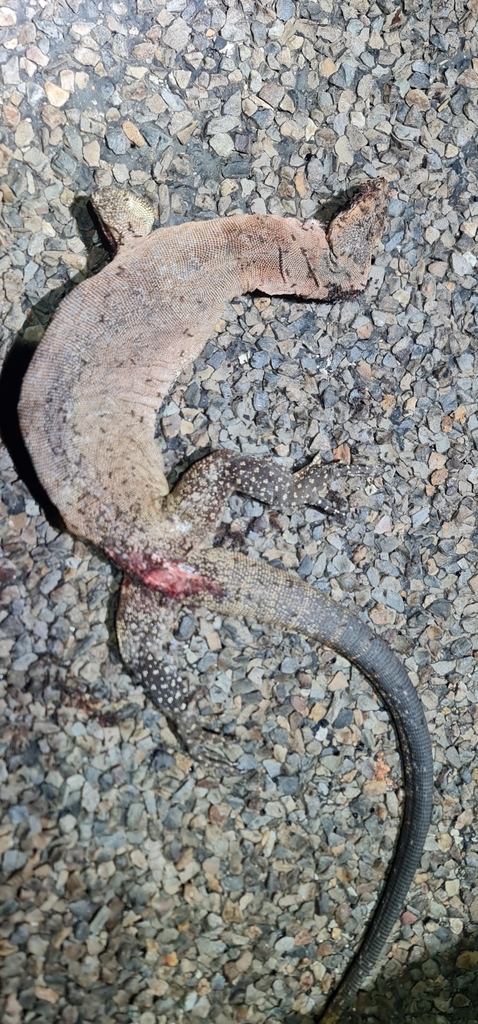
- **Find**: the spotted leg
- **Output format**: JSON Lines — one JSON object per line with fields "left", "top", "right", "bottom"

{"left": 116, "top": 576, "right": 233, "bottom": 768}
{"left": 165, "top": 449, "right": 349, "bottom": 539}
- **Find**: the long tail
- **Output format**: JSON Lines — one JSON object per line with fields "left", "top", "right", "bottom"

{"left": 196, "top": 549, "right": 433, "bottom": 1021}
{"left": 117, "top": 545, "right": 433, "bottom": 1020}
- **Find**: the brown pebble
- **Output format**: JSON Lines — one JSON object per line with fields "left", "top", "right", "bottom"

{"left": 122, "top": 120, "right": 147, "bottom": 147}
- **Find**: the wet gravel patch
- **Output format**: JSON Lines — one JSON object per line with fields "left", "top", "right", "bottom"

{"left": 1, "top": 1, "right": 478, "bottom": 1022}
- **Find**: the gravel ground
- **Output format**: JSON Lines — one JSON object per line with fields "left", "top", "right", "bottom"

{"left": 1, "top": 2, "right": 478, "bottom": 1023}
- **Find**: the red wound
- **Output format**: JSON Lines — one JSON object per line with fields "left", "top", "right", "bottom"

{"left": 142, "top": 561, "right": 221, "bottom": 598}
{"left": 104, "top": 547, "right": 222, "bottom": 599}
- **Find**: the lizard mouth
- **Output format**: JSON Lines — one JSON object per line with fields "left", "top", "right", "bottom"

{"left": 104, "top": 547, "right": 223, "bottom": 600}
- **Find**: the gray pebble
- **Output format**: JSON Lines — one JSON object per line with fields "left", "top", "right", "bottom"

{"left": 105, "top": 127, "right": 130, "bottom": 155}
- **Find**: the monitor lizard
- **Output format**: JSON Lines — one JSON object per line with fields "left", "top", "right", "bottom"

{"left": 18, "top": 180, "right": 433, "bottom": 1022}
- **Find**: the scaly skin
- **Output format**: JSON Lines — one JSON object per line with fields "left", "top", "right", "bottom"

{"left": 17, "top": 181, "right": 433, "bottom": 1020}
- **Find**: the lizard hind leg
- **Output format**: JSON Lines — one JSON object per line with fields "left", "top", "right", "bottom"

{"left": 165, "top": 448, "right": 353, "bottom": 535}
{"left": 116, "top": 577, "right": 234, "bottom": 769}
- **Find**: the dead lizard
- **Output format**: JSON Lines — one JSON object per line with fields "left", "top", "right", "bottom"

{"left": 18, "top": 180, "right": 433, "bottom": 1021}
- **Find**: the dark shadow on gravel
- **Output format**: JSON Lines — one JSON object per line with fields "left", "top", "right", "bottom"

{"left": 0, "top": 304, "right": 67, "bottom": 532}
{"left": 0, "top": 194, "right": 108, "bottom": 531}
{"left": 281, "top": 929, "right": 478, "bottom": 1024}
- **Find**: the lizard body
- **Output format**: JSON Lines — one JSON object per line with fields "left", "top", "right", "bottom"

{"left": 18, "top": 181, "right": 433, "bottom": 1021}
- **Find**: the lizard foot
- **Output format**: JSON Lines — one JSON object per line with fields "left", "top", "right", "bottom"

{"left": 169, "top": 697, "right": 243, "bottom": 774}
{"left": 291, "top": 456, "right": 363, "bottom": 517}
